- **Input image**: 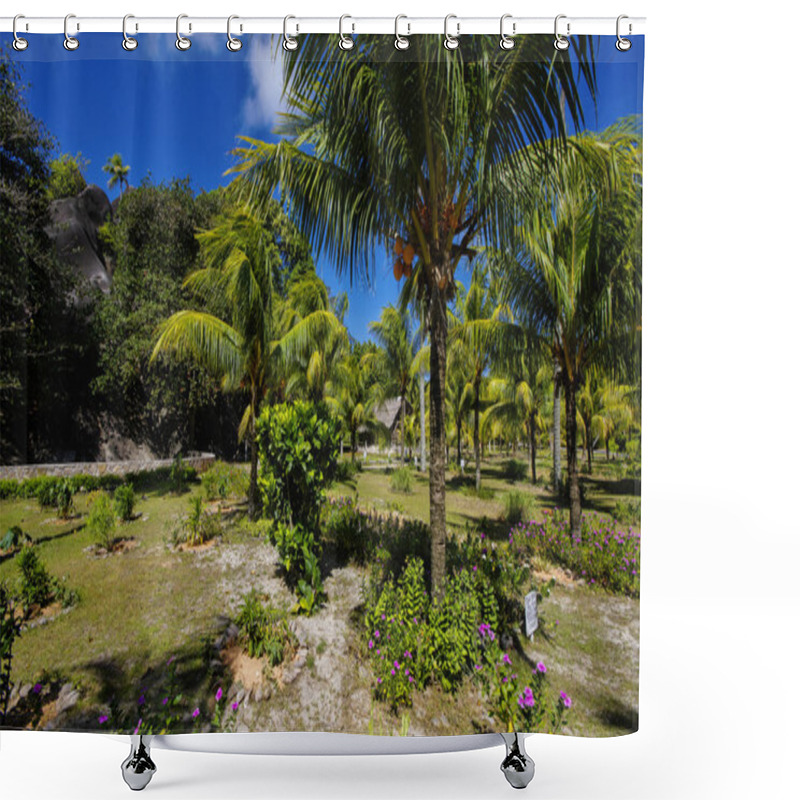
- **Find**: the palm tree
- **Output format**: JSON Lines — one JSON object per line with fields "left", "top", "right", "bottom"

{"left": 503, "top": 121, "right": 643, "bottom": 534}
{"left": 151, "top": 203, "right": 342, "bottom": 518}
{"left": 449, "top": 263, "right": 509, "bottom": 489}
{"left": 330, "top": 351, "right": 380, "bottom": 460}
{"left": 103, "top": 153, "right": 130, "bottom": 198}
{"left": 367, "top": 305, "right": 415, "bottom": 462}
{"left": 229, "top": 36, "right": 594, "bottom": 594}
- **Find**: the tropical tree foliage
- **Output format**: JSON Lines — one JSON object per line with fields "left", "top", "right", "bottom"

{"left": 102, "top": 153, "right": 130, "bottom": 198}
{"left": 229, "top": 35, "right": 595, "bottom": 595}
{"left": 502, "top": 121, "right": 643, "bottom": 533}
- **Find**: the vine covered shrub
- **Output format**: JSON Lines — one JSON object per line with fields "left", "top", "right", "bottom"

{"left": 235, "top": 590, "right": 298, "bottom": 665}
{"left": 256, "top": 401, "right": 341, "bottom": 530}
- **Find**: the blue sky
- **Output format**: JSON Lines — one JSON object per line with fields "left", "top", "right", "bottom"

{"left": 13, "top": 33, "right": 644, "bottom": 342}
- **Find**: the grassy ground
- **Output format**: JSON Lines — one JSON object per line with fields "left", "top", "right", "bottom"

{"left": 0, "top": 453, "right": 639, "bottom": 736}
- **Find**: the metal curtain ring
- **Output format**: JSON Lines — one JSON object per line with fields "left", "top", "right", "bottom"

{"left": 12, "top": 14, "right": 28, "bottom": 51}
{"left": 616, "top": 15, "right": 632, "bottom": 51}
{"left": 227, "top": 15, "right": 242, "bottom": 51}
{"left": 339, "top": 15, "right": 354, "bottom": 50}
{"left": 64, "top": 14, "right": 79, "bottom": 51}
{"left": 283, "top": 15, "right": 298, "bottom": 51}
{"left": 176, "top": 14, "right": 191, "bottom": 50}
{"left": 395, "top": 15, "right": 410, "bottom": 50}
{"left": 443, "top": 14, "right": 459, "bottom": 50}
{"left": 554, "top": 14, "right": 570, "bottom": 51}
{"left": 499, "top": 14, "right": 515, "bottom": 50}
{"left": 122, "top": 14, "right": 138, "bottom": 51}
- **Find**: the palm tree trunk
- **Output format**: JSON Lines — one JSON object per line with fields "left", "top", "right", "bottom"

{"left": 564, "top": 378, "right": 581, "bottom": 536}
{"left": 587, "top": 434, "right": 593, "bottom": 475}
{"left": 351, "top": 425, "right": 357, "bottom": 462}
{"left": 529, "top": 412, "right": 537, "bottom": 485}
{"left": 473, "top": 378, "right": 481, "bottom": 490}
{"left": 419, "top": 370, "right": 426, "bottom": 471}
{"left": 553, "top": 360, "right": 562, "bottom": 492}
{"left": 400, "top": 398, "right": 406, "bottom": 463}
{"left": 428, "top": 286, "right": 448, "bottom": 599}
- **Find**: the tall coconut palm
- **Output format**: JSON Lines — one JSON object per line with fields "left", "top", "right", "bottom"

{"left": 230, "top": 35, "right": 594, "bottom": 594}
{"left": 449, "top": 263, "right": 510, "bottom": 489}
{"left": 151, "top": 203, "right": 342, "bottom": 518}
{"left": 367, "top": 305, "right": 416, "bottom": 462}
{"left": 330, "top": 350, "right": 380, "bottom": 460}
{"left": 503, "top": 120, "right": 643, "bottom": 534}
{"left": 103, "top": 153, "right": 130, "bottom": 198}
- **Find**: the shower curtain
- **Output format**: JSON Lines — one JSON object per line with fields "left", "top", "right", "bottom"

{"left": 1, "top": 28, "right": 643, "bottom": 739}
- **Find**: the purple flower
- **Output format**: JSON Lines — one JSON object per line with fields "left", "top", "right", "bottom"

{"left": 162, "top": 697, "right": 169, "bottom": 706}
{"left": 192, "top": 708, "right": 200, "bottom": 719}
{"left": 377, "top": 678, "right": 383, "bottom": 685}
{"left": 373, "top": 630, "right": 380, "bottom": 639}
{"left": 138, "top": 694, "right": 146, "bottom": 706}
{"left": 560, "top": 691, "right": 573, "bottom": 709}
{"left": 393, "top": 660, "right": 400, "bottom": 669}
{"left": 98, "top": 715, "right": 108, "bottom": 725}
{"left": 215, "top": 687, "right": 223, "bottom": 702}
{"left": 368, "top": 639, "right": 374, "bottom": 649}
{"left": 391, "top": 669, "right": 396, "bottom": 676}
{"left": 231, "top": 702, "right": 239, "bottom": 712}
{"left": 474, "top": 664, "right": 483, "bottom": 671}
{"left": 408, "top": 676, "right": 414, "bottom": 683}
{"left": 403, "top": 650, "right": 411, "bottom": 659}
{"left": 536, "top": 662, "right": 547, "bottom": 674}
{"left": 33, "top": 683, "right": 42, "bottom": 695}
{"left": 381, "top": 614, "right": 386, "bottom": 620}
{"left": 502, "top": 653, "right": 512, "bottom": 666}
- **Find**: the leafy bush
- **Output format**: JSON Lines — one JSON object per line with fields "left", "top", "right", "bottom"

{"left": 37, "top": 478, "right": 74, "bottom": 518}
{"left": 474, "top": 633, "right": 572, "bottom": 733}
{"left": 270, "top": 522, "right": 325, "bottom": 615}
{"left": 170, "top": 453, "right": 188, "bottom": 493}
{"left": 256, "top": 401, "right": 341, "bottom": 530}
{"left": 503, "top": 459, "right": 528, "bottom": 483}
{"left": 502, "top": 490, "right": 534, "bottom": 527}
{"left": 201, "top": 462, "right": 248, "bottom": 502}
{"left": 461, "top": 484, "right": 496, "bottom": 500}
{"left": 47, "top": 152, "right": 89, "bottom": 200}
{"left": 113, "top": 484, "right": 136, "bottom": 521}
{"left": 612, "top": 498, "right": 641, "bottom": 526}
{"left": 1, "top": 526, "right": 31, "bottom": 552}
{"left": 235, "top": 590, "right": 298, "bottom": 665}
{"left": 85, "top": 492, "right": 117, "bottom": 551}
{"left": 0, "top": 582, "right": 21, "bottom": 723}
{"left": 178, "top": 495, "right": 222, "bottom": 547}
{"left": 512, "top": 509, "right": 640, "bottom": 596}
{"left": 322, "top": 496, "right": 375, "bottom": 565}
{"left": 334, "top": 459, "right": 362, "bottom": 483}
{"left": 390, "top": 466, "right": 414, "bottom": 494}
{"left": 16, "top": 548, "right": 53, "bottom": 609}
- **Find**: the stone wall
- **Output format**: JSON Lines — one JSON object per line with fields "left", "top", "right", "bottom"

{"left": 0, "top": 453, "right": 216, "bottom": 481}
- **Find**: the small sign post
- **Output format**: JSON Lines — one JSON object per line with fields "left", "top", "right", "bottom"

{"left": 524, "top": 591, "right": 538, "bottom": 639}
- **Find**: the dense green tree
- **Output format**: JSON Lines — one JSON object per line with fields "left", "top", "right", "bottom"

{"left": 47, "top": 152, "right": 89, "bottom": 200}
{"left": 0, "top": 52, "right": 78, "bottom": 462}
{"left": 230, "top": 35, "right": 593, "bottom": 595}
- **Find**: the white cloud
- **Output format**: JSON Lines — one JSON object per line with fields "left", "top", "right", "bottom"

{"left": 242, "top": 37, "right": 286, "bottom": 133}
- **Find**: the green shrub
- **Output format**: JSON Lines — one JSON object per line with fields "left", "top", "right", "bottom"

{"left": 0, "top": 480, "right": 19, "bottom": 500}
{"left": 201, "top": 462, "right": 248, "bottom": 501}
{"left": 322, "top": 496, "right": 374, "bottom": 565}
{"left": 334, "top": 459, "right": 362, "bottom": 483}
{"left": 235, "top": 590, "right": 298, "bottom": 665}
{"left": 16, "top": 548, "right": 53, "bottom": 608}
{"left": 503, "top": 459, "right": 528, "bottom": 483}
{"left": 270, "top": 522, "right": 325, "bottom": 615}
{"left": 502, "top": 490, "right": 533, "bottom": 527}
{"left": 461, "top": 484, "right": 496, "bottom": 500}
{"left": 178, "top": 495, "right": 222, "bottom": 547}
{"left": 113, "top": 485, "right": 136, "bottom": 521}
{"left": 37, "top": 478, "right": 74, "bottom": 518}
{"left": 170, "top": 453, "right": 188, "bottom": 493}
{"left": 1, "top": 582, "right": 21, "bottom": 723}
{"left": 86, "top": 492, "right": 117, "bottom": 551}
{"left": 256, "top": 401, "right": 341, "bottom": 530}
{"left": 390, "top": 467, "right": 414, "bottom": 494}
{"left": 612, "top": 498, "right": 641, "bottom": 525}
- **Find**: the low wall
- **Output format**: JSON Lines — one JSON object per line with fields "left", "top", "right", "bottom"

{"left": 0, "top": 453, "right": 216, "bottom": 481}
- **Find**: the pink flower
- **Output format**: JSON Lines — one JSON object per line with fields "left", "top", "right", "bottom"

{"left": 192, "top": 708, "right": 200, "bottom": 719}
{"left": 162, "top": 697, "right": 169, "bottom": 706}
{"left": 231, "top": 702, "right": 239, "bottom": 712}
{"left": 536, "top": 662, "right": 546, "bottom": 674}
{"left": 368, "top": 639, "right": 374, "bottom": 649}
{"left": 560, "top": 691, "right": 573, "bottom": 709}
{"left": 134, "top": 718, "right": 142, "bottom": 735}
{"left": 502, "top": 653, "right": 512, "bottom": 666}
{"left": 215, "top": 687, "right": 223, "bottom": 702}
{"left": 98, "top": 715, "right": 108, "bottom": 725}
